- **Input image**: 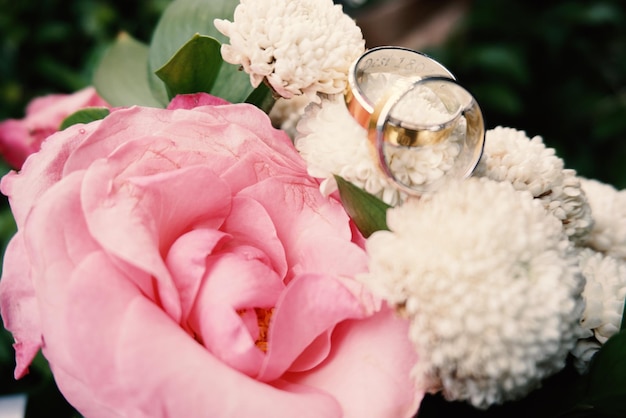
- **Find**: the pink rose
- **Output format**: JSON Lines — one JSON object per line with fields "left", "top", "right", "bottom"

{"left": 0, "top": 86, "right": 109, "bottom": 169}
{"left": 0, "top": 98, "right": 421, "bottom": 417}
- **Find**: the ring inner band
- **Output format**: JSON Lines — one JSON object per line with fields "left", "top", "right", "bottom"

{"left": 383, "top": 121, "right": 457, "bottom": 147}
{"left": 346, "top": 46, "right": 455, "bottom": 128}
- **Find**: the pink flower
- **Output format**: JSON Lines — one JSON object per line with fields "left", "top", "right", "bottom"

{"left": 0, "top": 98, "right": 421, "bottom": 417}
{"left": 0, "top": 86, "right": 109, "bottom": 169}
{"left": 167, "top": 92, "right": 231, "bottom": 109}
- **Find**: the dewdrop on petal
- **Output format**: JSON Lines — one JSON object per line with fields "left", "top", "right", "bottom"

{"left": 474, "top": 127, "right": 593, "bottom": 245}
{"left": 359, "top": 178, "right": 585, "bottom": 409}
{"left": 579, "top": 177, "right": 626, "bottom": 260}
{"left": 214, "top": 0, "right": 365, "bottom": 101}
{"left": 571, "top": 248, "right": 626, "bottom": 372}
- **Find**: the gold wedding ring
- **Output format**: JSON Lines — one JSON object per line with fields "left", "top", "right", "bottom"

{"left": 344, "top": 46, "right": 485, "bottom": 196}
{"left": 369, "top": 76, "right": 485, "bottom": 195}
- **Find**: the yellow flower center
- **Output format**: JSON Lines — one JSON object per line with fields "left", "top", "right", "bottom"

{"left": 254, "top": 308, "right": 274, "bottom": 353}
{"left": 238, "top": 307, "right": 274, "bottom": 353}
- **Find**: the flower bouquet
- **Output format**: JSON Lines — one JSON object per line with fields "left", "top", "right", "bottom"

{"left": 0, "top": 0, "right": 625, "bottom": 417}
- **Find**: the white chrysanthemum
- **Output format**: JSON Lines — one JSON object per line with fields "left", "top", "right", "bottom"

{"left": 295, "top": 94, "right": 406, "bottom": 205}
{"left": 475, "top": 127, "right": 593, "bottom": 245}
{"left": 214, "top": 0, "right": 365, "bottom": 101}
{"left": 359, "top": 178, "right": 585, "bottom": 409}
{"left": 579, "top": 177, "right": 626, "bottom": 260}
{"left": 571, "top": 248, "right": 626, "bottom": 371}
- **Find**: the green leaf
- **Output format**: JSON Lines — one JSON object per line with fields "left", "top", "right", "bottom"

{"left": 578, "top": 330, "right": 626, "bottom": 416}
{"left": 59, "top": 107, "right": 110, "bottom": 131}
{"left": 93, "top": 32, "right": 163, "bottom": 108}
{"left": 148, "top": 0, "right": 254, "bottom": 104}
{"left": 245, "top": 82, "right": 276, "bottom": 114}
{"left": 208, "top": 62, "right": 258, "bottom": 105}
{"left": 155, "top": 34, "right": 222, "bottom": 100}
{"left": 334, "top": 175, "right": 390, "bottom": 238}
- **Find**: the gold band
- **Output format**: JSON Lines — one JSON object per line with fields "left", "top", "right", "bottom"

{"left": 382, "top": 121, "right": 457, "bottom": 147}
{"left": 344, "top": 47, "right": 485, "bottom": 196}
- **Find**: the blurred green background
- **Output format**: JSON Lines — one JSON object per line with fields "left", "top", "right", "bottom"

{"left": 0, "top": 0, "right": 624, "bottom": 416}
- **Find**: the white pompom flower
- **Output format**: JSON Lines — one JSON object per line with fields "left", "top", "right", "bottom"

{"left": 571, "top": 248, "right": 626, "bottom": 372}
{"left": 214, "top": 0, "right": 365, "bottom": 101}
{"left": 475, "top": 127, "right": 593, "bottom": 245}
{"left": 579, "top": 177, "right": 626, "bottom": 260}
{"left": 359, "top": 178, "right": 585, "bottom": 409}
{"left": 295, "top": 94, "right": 406, "bottom": 205}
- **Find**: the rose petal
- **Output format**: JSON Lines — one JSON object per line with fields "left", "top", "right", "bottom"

{"left": 63, "top": 106, "right": 245, "bottom": 174}
{"left": 288, "top": 331, "right": 332, "bottom": 373}
{"left": 240, "top": 177, "right": 368, "bottom": 281}
{"left": 258, "top": 273, "right": 368, "bottom": 382}
{"left": 165, "top": 228, "right": 231, "bottom": 329}
{"left": 167, "top": 93, "right": 230, "bottom": 109}
{"left": 222, "top": 196, "right": 288, "bottom": 279}
{"left": 0, "top": 235, "right": 41, "bottom": 378}
{"left": 82, "top": 157, "right": 232, "bottom": 322}
{"left": 214, "top": 104, "right": 297, "bottom": 160}
{"left": 16, "top": 172, "right": 102, "bottom": 375}
{"left": 189, "top": 251, "right": 285, "bottom": 376}
{"left": 285, "top": 308, "right": 423, "bottom": 418}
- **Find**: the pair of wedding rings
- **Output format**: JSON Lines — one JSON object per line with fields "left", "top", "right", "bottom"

{"left": 345, "top": 46, "right": 485, "bottom": 195}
